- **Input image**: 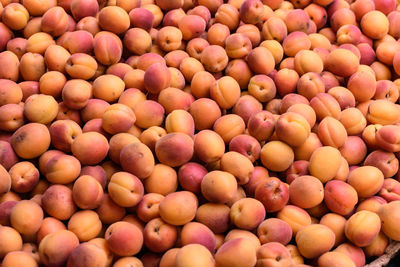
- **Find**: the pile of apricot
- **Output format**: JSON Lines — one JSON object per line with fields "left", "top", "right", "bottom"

{"left": 1, "top": 0, "right": 400, "bottom": 266}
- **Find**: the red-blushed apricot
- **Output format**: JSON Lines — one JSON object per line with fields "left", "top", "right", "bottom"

{"left": 93, "top": 31, "right": 122, "bottom": 66}
{"left": 143, "top": 217, "right": 178, "bottom": 253}
{"left": 71, "top": 132, "right": 109, "bottom": 165}
{"left": 0, "top": 226, "right": 23, "bottom": 258}
{"left": 66, "top": 242, "right": 109, "bottom": 267}
{"left": 70, "top": 0, "right": 99, "bottom": 20}
{"left": 136, "top": 193, "right": 164, "bottom": 222}
{"left": 348, "top": 166, "right": 384, "bottom": 198}
{"left": 324, "top": 180, "right": 358, "bottom": 215}
{"left": 255, "top": 177, "right": 289, "bottom": 213}
{"left": 339, "top": 136, "right": 367, "bottom": 166}
{"left": 11, "top": 122, "right": 50, "bottom": 159}
{"left": 225, "top": 59, "right": 252, "bottom": 89}
{"left": 38, "top": 230, "right": 79, "bottom": 267}
{"left": 247, "top": 46, "right": 275, "bottom": 75}
{"left": 157, "top": 87, "right": 194, "bottom": 114}
{"left": 72, "top": 175, "right": 103, "bottom": 210}
{"left": 364, "top": 150, "right": 399, "bottom": 178}
{"left": 232, "top": 95, "right": 263, "bottom": 124}
{"left": 180, "top": 221, "right": 216, "bottom": 253}
{"left": 175, "top": 244, "right": 214, "bottom": 267}
{"left": 67, "top": 210, "right": 102, "bottom": 242}
{"left": 261, "top": 141, "right": 294, "bottom": 172}
{"left": 195, "top": 203, "right": 230, "bottom": 234}
{"left": 257, "top": 218, "right": 292, "bottom": 246}
{"left": 215, "top": 238, "right": 257, "bottom": 267}
{"left": 42, "top": 185, "right": 77, "bottom": 221}
{"left": 308, "top": 146, "right": 342, "bottom": 183}
{"left": 179, "top": 15, "right": 206, "bottom": 41}
{"left": 345, "top": 210, "right": 381, "bottom": 247}
{"left": 256, "top": 242, "right": 292, "bottom": 267}
{"left": 155, "top": 132, "right": 194, "bottom": 168}
{"left": 49, "top": 120, "right": 82, "bottom": 152}
{"left": 159, "top": 191, "right": 198, "bottom": 226}
{"left": 120, "top": 142, "right": 155, "bottom": 179}
{"left": 105, "top": 221, "right": 143, "bottom": 256}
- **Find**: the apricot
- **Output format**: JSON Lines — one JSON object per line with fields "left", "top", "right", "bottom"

{"left": 0, "top": 51, "right": 19, "bottom": 81}
{"left": 361, "top": 10, "right": 389, "bottom": 39}
{"left": 71, "top": 132, "right": 109, "bottom": 165}
{"left": 215, "top": 238, "right": 257, "bottom": 267}
{"left": 159, "top": 191, "right": 198, "bottom": 226}
{"left": 175, "top": 244, "right": 215, "bottom": 267}
{"left": 295, "top": 224, "right": 335, "bottom": 259}
{"left": 201, "top": 170, "right": 237, "bottom": 204}
{"left": 105, "top": 221, "right": 143, "bottom": 256}
{"left": 0, "top": 226, "right": 23, "bottom": 258}
{"left": 11, "top": 122, "right": 50, "bottom": 159}
{"left": 378, "top": 201, "right": 400, "bottom": 240}
{"left": 289, "top": 175, "right": 324, "bottom": 209}
{"left": 42, "top": 185, "right": 77, "bottom": 221}
{"left": 68, "top": 210, "right": 102, "bottom": 242}
{"left": 347, "top": 166, "right": 384, "bottom": 198}
{"left": 318, "top": 252, "right": 356, "bottom": 267}
{"left": 345, "top": 210, "right": 381, "bottom": 247}
{"left": 120, "top": 142, "right": 155, "bottom": 179}
{"left": 39, "top": 230, "right": 79, "bottom": 267}
{"left": 72, "top": 175, "right": 103, "bottom": 210}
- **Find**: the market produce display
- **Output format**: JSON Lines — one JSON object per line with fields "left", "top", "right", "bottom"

{"left": 1, "top": 0, "right": 400, "bottom": 266}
